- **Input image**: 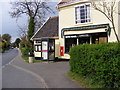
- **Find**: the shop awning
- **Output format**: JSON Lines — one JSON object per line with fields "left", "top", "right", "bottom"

{"left": 61, "top": 24, "right": 111, "bottom": 38}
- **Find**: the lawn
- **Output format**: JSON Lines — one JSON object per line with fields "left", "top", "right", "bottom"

{"left": 67, "top": 72, "right": 101, "bottom": 88}
{"left": 22, "top": 56, "right": 43, "bottom": 63}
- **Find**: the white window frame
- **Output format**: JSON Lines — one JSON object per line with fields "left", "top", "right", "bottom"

{"left": 35, "top": 45, "right": 41, "bottom": 52}
{"left": 74, "top": 3, "right": 92, "bottom": 25}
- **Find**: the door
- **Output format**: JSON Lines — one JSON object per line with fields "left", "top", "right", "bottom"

{"left": 42, "top": 41, "right": 48, "bottom": 60}
{"left": 48, "top": 39, "right": 55, "bottom": 60}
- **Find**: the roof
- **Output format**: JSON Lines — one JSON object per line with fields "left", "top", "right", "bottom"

{"left": 58, "top": 0, "right": 75, "bottom": 4}
{"left": 57, "top": 0, "right": 89, "bottom": 8}
{"left": 31, "top": 16, "right": 59, "bottom": 40}
{"left": 58, "top": 0, "right": 75, "bottom": 5}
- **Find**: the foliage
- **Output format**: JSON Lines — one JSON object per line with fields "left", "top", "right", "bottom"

{"left": 67, "top": 72, "right": 101, "bottom": 88}
{"left": 21, "top": 47, "right": 29, "bottom": 57}
{"left": 70, "top": 43, "right": 120, "bottom": 88}
{"left": 28, "top": 17, "right": 35, "bottom": 41}
{"left": 10, "top": 1, "right": 54, "bottom": 31}
{"left": 14, "top": 38, "right": 21, "bottom": 48}
{"left": 20, "top": 41, "right": 33, "bottom": 56}
{"left": 2, "top": 34, "right": 11, "bottom": 43}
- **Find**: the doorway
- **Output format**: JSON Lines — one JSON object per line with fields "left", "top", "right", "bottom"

{"left": 48, "top": 39, "right": 55, "bottom": 60}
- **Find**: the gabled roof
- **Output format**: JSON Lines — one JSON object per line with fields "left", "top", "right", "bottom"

{"left": 31, "top": 16, "right": 59, "bottom": 40}
{"left": 58, "top": 0, "right": 74, "bottom": 4}
{"left": 57, "top": 0, "right": 88, "bottom": 8}
{"left": 58, "top": 0, "right": 75, "bottom": 5}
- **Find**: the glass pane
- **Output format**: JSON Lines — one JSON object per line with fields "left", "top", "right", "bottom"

{"left": 81, "top": 20, "right": 85, "bottom": 23}
{"left": 65, "top": 38, "right": 77, "bottom": 53}
{"left": 80, "top": 6, "right": 84, "bottom": 9}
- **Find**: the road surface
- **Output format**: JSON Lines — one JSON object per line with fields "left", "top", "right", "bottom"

{"left": 2, "top": 49, "right": 42, "bottom": 88}
{"left": 2, "top": 48, "right": 18, "bottom": 66}
{"left": 2, "top": 49, "right": 81, "bottom": 88}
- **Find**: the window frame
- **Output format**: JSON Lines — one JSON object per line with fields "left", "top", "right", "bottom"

{"left": 74, "top": 3, "right": 92, "bottom": 25}
{"left": 35, "top": 40, "right": 41, "bottom": 43}
{"left": 35, "top": 45, "right": 41, "bottom": 52}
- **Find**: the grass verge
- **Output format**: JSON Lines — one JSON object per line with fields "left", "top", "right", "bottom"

{"left": 67, "top": 71, "right": 101, "bottom": 88}
{"left": 21, "top": 56, "right": 43, "bottom": 63}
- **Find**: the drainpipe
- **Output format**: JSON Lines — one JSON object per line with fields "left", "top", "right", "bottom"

{"left": 90, "top": 35, "right": 92, "bottom": 44}
{"left": 77, "top": 38, "right": 79, "bottom": 45}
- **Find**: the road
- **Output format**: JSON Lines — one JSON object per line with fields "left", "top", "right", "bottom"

{"left": 2, "top": 49, "right": 81, "bottom": 88}
{"left": 2, "top": 48, "right": 18, "bottom": 66}
{"left": 2, "top": 49, "right": 42, "bottom": 88}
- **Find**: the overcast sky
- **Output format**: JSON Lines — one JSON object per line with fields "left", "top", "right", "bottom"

{"left": 0, "top": 0, "right": 61, "bottom": 42}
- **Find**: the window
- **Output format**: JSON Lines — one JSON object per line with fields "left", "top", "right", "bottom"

{"left": 65, "top": 38, "right": 77, "bottom": 53}
{"left": 35, "top": 45, "right": 41, "bottom": 51}
{"left": 36, "top": 40, "right": 41, "bottom": 43}
{"left": 75, "top": 3, "right": 91, "bottom": 24}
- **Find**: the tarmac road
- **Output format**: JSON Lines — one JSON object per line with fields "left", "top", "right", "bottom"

{"left": 2, "top": 49, "right": 44, "bottom": 88}
{"left": 2, "top": 49, "right": 81, "bottom": 88}
{"left": 2, "top": 48, "right": 18, "bottom": 66}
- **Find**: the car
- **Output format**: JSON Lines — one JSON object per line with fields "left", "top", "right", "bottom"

{"left": 11, "top": 47, "right": 14, "bottom": 49}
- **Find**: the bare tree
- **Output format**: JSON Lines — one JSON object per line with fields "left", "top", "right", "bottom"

{"left": 10, "top": 0, "right": 54, "bottom": 41}
{"left": 10, "top": 0, "right": 54, "bottom": 27}
{"left": 15, "top": 19, "right": 28, "bottom": 42}
{"left": 92, "top": 0, "right": 120, "bottom": 42}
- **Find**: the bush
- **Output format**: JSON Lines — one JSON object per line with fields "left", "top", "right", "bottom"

{"left": 70, "top": 42, "right": 120, "bottom": 88}
{"left": 21, "top": 47, "right": 29, "bottom": 57}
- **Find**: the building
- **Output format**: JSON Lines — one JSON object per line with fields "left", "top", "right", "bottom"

{"left": 57, "top": 0, "right": 120, "bottom": 59}
{"left": 31, "top": 16, "right": 59, "bottom": 60}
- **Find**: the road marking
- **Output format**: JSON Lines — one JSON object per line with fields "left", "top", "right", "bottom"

{"left": 2, "top": 48, "right": 19, "bottom": 68}
{"left": 11, "top": 64, "right": 48, "bottom": 88}
{"left": 2, "top": 49, "right": 48, "bottom": 88}
{"left": 8, "top": 57, "right": 16, "bottom": 64}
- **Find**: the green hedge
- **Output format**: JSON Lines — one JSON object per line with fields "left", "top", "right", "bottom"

{"left": 21, "top": 47, "right": 29, "bottom": 57}
{"left": 70, "top": 42, "right": 120, "bottom": 88}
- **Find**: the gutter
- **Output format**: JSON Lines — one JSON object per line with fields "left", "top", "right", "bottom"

{"left": 32, "top": 37, "right": 59, "bottom": 41}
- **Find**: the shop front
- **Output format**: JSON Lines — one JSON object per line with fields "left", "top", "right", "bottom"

{"left": 60, "top": 24, "right": 110, "bottom": 58}
{"left": 34, "top": 38, "right": 55, "bottom": 60}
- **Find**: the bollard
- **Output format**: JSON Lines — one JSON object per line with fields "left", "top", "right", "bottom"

{"left": 28, "top": 51, "right": 34, "bottom": 63}
{"left": 29, "top": 57, "right": 34, "bottom": 63}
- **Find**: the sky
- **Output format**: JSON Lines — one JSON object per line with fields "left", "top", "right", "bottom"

{"left": 0, "top": 0, "right": 61, "bottom": 43}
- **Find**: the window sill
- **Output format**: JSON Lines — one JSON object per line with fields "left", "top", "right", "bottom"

{"left": 74, "top": 22, "right": 93, "bottom": 26}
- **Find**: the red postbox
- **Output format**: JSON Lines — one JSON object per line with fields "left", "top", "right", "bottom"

{"left": 60, "top": 46, "right": 64, "bottom": 56}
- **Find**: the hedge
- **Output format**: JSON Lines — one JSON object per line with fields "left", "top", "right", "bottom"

{"left": 70, "top": 42, "right": 120, "bottom": 88}
{"left": 21, "top": 47, "right": 29, "bottom": 57}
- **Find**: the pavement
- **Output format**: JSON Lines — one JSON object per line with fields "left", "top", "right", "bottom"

{"left": 3, "top": 49, "right": 81, "bottom": 88}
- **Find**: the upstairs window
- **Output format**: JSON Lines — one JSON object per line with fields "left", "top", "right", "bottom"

{"left": 75, "top": 3, "right": 91, "bottom": 24}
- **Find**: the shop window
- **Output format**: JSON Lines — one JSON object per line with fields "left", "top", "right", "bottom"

{"left": 35, "top": 45, "right": 41, "bottom": 52}
{"left": 65, "top": 38, "right": 77, "bottom": 53}
{"left": 91, "top": 32, "right": 108, "bottom": 44}
{"left": 75, "top": 3, "right": 91, "bottom": 24}
{"left": 78, "top": 37, "right": 90, "bottom": 44}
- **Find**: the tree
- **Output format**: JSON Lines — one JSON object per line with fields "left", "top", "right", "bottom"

{"left": 10, "top": 0, "right": 54, "bottom": 33}
{"left": 28, "top": 17, "right": 35, "bottom": 41}
{"left": 2, "top": 34, "right": 11, "bottom": 43}
{"left": 92, "top": 0, "right": 120, "bottom": 42}
{"left": 15, "top": 38, "right": 21, "bottom": 48}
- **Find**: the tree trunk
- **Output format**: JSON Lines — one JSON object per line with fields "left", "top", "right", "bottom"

{"left": 111, "top": 21, "right": 120, "bottom": 42}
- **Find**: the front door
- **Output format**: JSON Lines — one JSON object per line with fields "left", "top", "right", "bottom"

{"left": 48, "top": 39, "right": 55, "bottom": 60}
{"left": 42, "top": 41, "right": 48, "bottom": 60}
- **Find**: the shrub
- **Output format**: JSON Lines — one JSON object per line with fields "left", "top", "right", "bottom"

{"left": 21, "top": 47, "right": 29, "bottom": 57}
{"left": 70, "top": 42, "right": 120, "bottom": 88}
